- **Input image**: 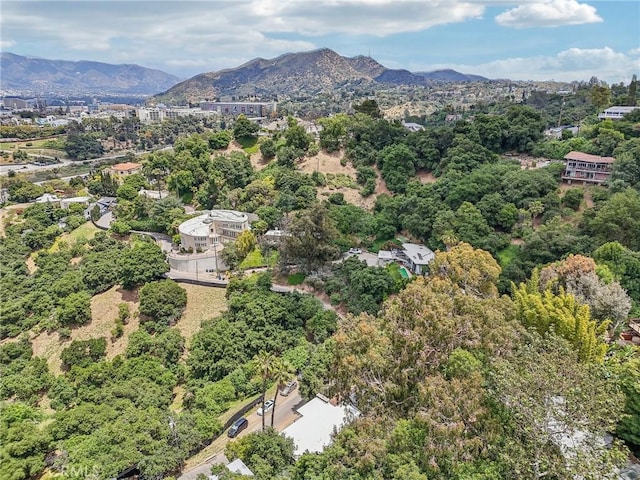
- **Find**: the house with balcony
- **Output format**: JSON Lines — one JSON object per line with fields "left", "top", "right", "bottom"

{"left": 562, "top": 151, "right": 615, "bottom": 185}
{"left": 178, "top": 209, "right": 250, "bottom": 251}
{"left": 598, "top": 106, "right": 639, "bottom": 121}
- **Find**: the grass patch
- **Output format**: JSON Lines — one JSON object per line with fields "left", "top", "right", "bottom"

{"left": 240, "top": 248, "right": 279, "bottom": 269}
{"left": 49, "top": 221, "right": 99, "bottom": 253}
{"left": 496, "top": 244, "right": 520, "bottom": 267}
{"left": 287, "top": 272, "right": 305, "bottom": 285}
{"left": 237, "top": 136, "right": 259, "bottom": 154}
{"left": 0, "top": 138, "right": 63, "bottom": 150}
{"left": 325, "top": 173, "right": 357, "bottom": 189}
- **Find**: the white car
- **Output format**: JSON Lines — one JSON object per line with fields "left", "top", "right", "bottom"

{"left": 348, "top": 248, "right": 362, "bottom": 254}
{"left": 279, "top": 380, "right": 298, "bottom": 396}
{"left": 257, "top": 399, "right": 274, "bottom": 416}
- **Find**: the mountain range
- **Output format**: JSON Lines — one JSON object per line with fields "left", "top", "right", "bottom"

{"left": 0, "top": 49, "right": 488, "bottom": 100}
{"left": 0, "top": 52, "right": 180, "bottom": 95}
{"left": 154, "top": 48, "right": 488, "bottom": 104}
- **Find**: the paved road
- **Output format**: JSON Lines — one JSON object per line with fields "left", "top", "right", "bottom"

{"left": 177, "top": 391, "right": 304, "bottom": 480}
{"left": 0, "top": 146, "right": 173, "bottom": 176}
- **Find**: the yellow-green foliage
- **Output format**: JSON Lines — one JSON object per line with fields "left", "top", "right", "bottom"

{"left": 512, "top": 271, "right": 608, "bottom": 363}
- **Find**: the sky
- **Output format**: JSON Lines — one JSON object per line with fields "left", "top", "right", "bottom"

{"left": 1, "top": 0, "right": 639, "bottom": 83}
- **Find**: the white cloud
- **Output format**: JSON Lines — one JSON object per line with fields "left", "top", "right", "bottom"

{"left": 0, "top": 40, "right": 16, "bottom": 49}
{"left": 246, "top": 0, "right": 485, "bottom": 36}
{"left": 495, "top": 0, "right": 602, "bottom": 28}
{"left": 422, "top": 47, "right": 639, "bottom": 83}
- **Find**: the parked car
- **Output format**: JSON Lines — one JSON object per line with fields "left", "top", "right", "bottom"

{"left": 348, "top": 248, "right": 362, "bottom": 254}
{"left": 279, "top": 380, "right": 298, "bottom": 396}
{"left": 227, "top": 417, "right": 248, "bottom": 438}
{"left": 257, "top": 399, "right": 274, "bottom": 416}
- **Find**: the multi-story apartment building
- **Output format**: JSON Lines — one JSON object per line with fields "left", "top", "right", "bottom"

{"left": 562, "top": 151, "right": 615, "bottom": 185}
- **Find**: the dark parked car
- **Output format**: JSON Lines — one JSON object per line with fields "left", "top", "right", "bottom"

{"left": 279, "top": 380, "right": 298, "bottom": 396}
{"left": 227, "top": 417, "right": 248, "bottom": 438}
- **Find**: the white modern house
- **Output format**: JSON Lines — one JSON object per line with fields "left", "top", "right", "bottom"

{"left": 178, "top": 210, "right": 250, "bottom": 251}
{"left": 598, "top": 106, "right": 639, "bottom": 121}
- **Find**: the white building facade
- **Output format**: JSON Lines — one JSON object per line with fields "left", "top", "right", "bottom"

{"left": 178, "top": 210, "right": 250, "bottom": 251}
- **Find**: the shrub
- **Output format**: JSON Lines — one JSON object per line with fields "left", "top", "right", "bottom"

{"left": 139, "top": 280, "right": 187, "bottom": 326}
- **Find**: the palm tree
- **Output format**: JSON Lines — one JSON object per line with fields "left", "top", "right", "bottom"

{"left": 528, "top": 200, "right": 545, "bottom": 229}
{"left": 250, "top": 351, "right": 276, "bottom": 431}
{"left": 441, "top": 232, "right": 459, "bottom": 251}
{"left": 270, "top": 357, "right": 295, "bottom": 428}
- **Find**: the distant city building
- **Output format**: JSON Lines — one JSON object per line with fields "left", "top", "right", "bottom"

{"left": 136, "top": 106, "right": 220, "bottom": 124}
{"left": 598, "top": 106, "right": 639, "bottom": 121}
{"left": 178, "top": 210, "right": 250, "bottom": 251}
{"left": 106, "top": 162, "right": 142, "bottom": 178}
{"left": 199, "top": 101, "right": 276, "bottom": 117}
{"left": 562, "top": 151, "right": 614, "bottom": 185}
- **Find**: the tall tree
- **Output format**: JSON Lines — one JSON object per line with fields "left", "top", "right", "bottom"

{"left": 627, "top": 74, "right": 637, "bottom": 106}
{"left": 270, "top": 357, "right": 295, "bottom": 428}
{"left": 512, "top": 271, "right": 608, "bottom": 363}
{"left": 280, "top": 203, "right": 340, "bottom": 273}
{"left": 251, "top": 351, "right": 277, "bottom": 431}
{"left": 491, "top": 333, "right": 627, "bottom": 478}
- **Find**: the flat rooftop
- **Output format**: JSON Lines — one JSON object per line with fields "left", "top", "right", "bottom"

{"left": 178, "top": 210, "right": 249, "bottom": 237}
{"left": 564, "top": 151, "right": 615, "bottom": 164}
{"left": 281, "top": 396, "right": 360, "bottom": 457}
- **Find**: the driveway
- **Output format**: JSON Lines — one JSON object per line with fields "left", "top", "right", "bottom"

{"left": 177, "top": 391, "right": 304, "bottom": 480}
{"left": 94, "top": 211, "right": 113, "bottom": 229}
{"left": 338, "top": 251, "right": 379, "bottom": 267}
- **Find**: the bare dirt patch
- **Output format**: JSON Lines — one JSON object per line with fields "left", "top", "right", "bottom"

{"left": 584, "top": 189, "right": 594, "bottom": 209}
{"left": 374, "top": 167, "right": 392, "bottom": 196}
{"left": 85, "top": 286, "right": 140, "bottom": 359}
{"left": 0, "top": 208, "right": 8, "bottom": 237}
{"left": 298, "top": 150, "right": 357, "bottom": 177}
{"left": 30, "top": 286, "right": 141, "bottom": 375}
{"left": 510, "top": 237, "right": 525, "bottom": 245}
{"left": 30, "top": 330, "right": 67, "bottom": 376}
{"left": 249, "top": 152, "right": 271, "bottom": 171}
{"left": 417, "top": 170, "right": 437, "bottom": 184}
{"left": 25, "top": 254, "right": 38, "bottom": 274}
{"left": 173, "top": 284, "right": 227, "bottom": 350}
{"left": 318, "top": 185, "right": 375, "bottom": 210}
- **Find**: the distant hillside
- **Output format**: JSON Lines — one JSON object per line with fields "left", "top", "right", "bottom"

{"left": 1, "top": 52, "right": 180, "bottom": 95}
{"left": 414, "top": 69, "right": 488, "bottom": 82}
{"left": 153, "top": 48, "right": 488, "bottom": 105}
